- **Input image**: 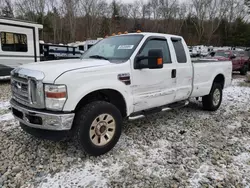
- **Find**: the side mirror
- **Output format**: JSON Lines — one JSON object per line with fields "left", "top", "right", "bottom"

{"left": 230, "top": 54, "right": 236, "bottom": 59}
{"left": 135, "top": 49, "right": 163, "bottom": 69}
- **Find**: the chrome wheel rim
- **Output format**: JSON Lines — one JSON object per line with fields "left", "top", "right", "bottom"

{"left": 89, "top": 114, "right": 116, "bottom": 146}
{"left": 213, "top": 89, "right": 221, "bottom": 106}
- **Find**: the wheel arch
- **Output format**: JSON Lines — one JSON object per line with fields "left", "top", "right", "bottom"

{"left": 75, "top": 89, "right": 127, "bottom": 118}
{"left": 213, "top": 74, "right": 225, "bottom": 89}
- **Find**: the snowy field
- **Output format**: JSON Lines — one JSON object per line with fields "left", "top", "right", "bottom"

{"left": 0, "top": 76, "right": 250, "bottom": 188}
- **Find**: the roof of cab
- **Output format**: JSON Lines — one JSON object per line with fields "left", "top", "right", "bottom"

{"left": 0, "top": 17, "right": 43, "bottom": 29}
{"left": 116, "top": 32, "right": 183, "bottom": 39}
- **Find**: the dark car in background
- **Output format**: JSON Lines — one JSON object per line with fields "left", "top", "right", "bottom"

{"left": 210, "top": 50, "right": 249, "bottom": 75}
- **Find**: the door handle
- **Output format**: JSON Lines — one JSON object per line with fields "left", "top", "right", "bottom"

{"left": 171, "top": 69, "right": 176, "bottom": 78}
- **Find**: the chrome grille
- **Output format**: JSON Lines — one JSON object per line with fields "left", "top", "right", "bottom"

{"left": 11, "top": 73, "right": 45, "bottom": 109}
{"left": 11, "top": 76, "right": 30, "bottom": 104}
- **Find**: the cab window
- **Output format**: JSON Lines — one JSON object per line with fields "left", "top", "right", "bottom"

{"left": 139, "top": 39, "right": 172, "bottom": 64}
{"left": 171, "top": 38, "right": 187, "bottom": 63}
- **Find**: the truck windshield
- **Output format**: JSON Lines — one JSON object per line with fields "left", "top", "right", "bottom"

{"left": 214, "top": 51, "right": 230, "bottom": 57}
{"left": 81, "top": 35, "right": 143, "bottom": 62}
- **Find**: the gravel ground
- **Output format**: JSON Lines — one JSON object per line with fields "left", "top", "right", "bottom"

{"left": 0, "top": 76, "right": 250, "bottom": 188}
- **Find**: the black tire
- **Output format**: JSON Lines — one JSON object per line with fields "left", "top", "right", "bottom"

{"left": 240, "top": 64, "right": 248, "bottom": 75}
{"left": 73, "top": 101, "right": 122, "bottom": 156}
{"left": 202, "top": 83, "right": 223, "bottom": 111}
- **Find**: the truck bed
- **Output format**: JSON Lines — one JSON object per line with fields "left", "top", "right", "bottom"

{"left": 192, "top": 59, "right": 220, "bottom": 63}
{"left": 191, "top": 60, "right": 232, "bottom": 97}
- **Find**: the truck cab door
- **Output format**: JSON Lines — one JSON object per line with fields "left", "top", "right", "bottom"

{"left": 171, "top": 38, "right": 193, "bottom": 101}
{"left": 131, "top": 37, "right": 176, "bottom": 112}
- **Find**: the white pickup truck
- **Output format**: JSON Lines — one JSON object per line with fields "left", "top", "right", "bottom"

{"left": 10, "top": 32, "right": 232, "bottom": 156}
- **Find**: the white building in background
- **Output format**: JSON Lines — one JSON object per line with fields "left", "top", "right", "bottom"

{"left": 0, "top": 17, "right": 43, "bottom": 77}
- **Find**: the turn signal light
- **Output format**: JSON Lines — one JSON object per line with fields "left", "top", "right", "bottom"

{"left": 46, "top": 92, "right": 67, "bottom": 99}
{"left": 157, "top": 58, "right": 163, "bottom": 65}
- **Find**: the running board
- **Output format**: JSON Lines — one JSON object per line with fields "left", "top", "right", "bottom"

{"left": 128, "top": 100, "right": 189, "bottom": 121}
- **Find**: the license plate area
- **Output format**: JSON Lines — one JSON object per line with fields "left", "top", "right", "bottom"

{"left": 12, "top": 107, "right": 43, "bottom": 125}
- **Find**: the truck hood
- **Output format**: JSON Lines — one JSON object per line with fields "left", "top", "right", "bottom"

{"left": 20, "top": 59, "right": 111, "bottom": 83}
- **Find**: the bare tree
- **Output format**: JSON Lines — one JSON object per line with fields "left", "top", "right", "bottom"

{"left": 15, "top": 0, "right": 47, "bottom": 21}
{"left": 47, "top": 0, "right": 61, "bottom": 43}
{"left": 148, "top": 0, "right": 160, "bottom": 19}
{"left": 190, "top": 0, "right": 210, "bottom": 43}
{"left": 78, "top": 0, "right": 108, "bottom": 38}
{"left": 175, "top": 2, "right": 188, "bottom": 34}
{"left": 61, "top": 0, "right": 79, "bottom": 42}
{"left": 206, "top": 0, "right": 228, "bottom": 44}
{"left": 158, "top": 0, "right": 179, "bottom": 32}
{"left": 0, "top": 0, "right": 14, "bottom": 17}
{"left": 226, "top": 0, "right": 247, "bottom": 23}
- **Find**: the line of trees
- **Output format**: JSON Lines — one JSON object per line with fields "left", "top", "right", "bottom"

{"left": 0, "top": 0, "right": 250, "bottom": 46}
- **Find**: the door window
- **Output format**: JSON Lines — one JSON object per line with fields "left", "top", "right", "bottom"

{"left": 171, "top": 39, "right": 187, "bottom": 63}
{"left": 139, "top": 39, "right": 172, "bottom": 64}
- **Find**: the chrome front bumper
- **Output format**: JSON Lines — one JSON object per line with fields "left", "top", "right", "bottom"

{"left": 10, "top": 99, "right": 75, "bottom": 131}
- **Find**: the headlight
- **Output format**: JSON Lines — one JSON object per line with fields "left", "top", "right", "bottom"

{"left": 44, "top": 84, "right": 67, "bottom": 111}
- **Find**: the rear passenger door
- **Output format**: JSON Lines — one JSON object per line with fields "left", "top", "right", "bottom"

{"left": 171, "top": 38, "right": 193, "bottom": 101}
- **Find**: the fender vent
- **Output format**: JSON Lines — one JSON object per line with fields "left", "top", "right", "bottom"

{"left": 118, "top": 73, "right": 131, "bottom": 85}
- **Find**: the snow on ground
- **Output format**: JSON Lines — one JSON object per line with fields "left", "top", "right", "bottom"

{"left": 0, "top": 76, "right": 250, "bottom": 188}
{"left": 39, "top": 161, "right": 123, "bottom": 188}
{"left": 0, "top": 100, "right": 15, "bottom": 131}
{"left": 0, "top": 112, "right": 13, "bottom": 122}
{"left": 0, "top": 101, "right": 10, "bottom": 110}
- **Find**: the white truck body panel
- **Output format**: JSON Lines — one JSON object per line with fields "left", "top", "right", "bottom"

{"left": 20, "top": 59, "right": 111, "bottom": 83}
{"left": 191, "top": 61, "right": 232, "bottom": 97}
{"left": 12, "top": 32, "right": 232, "bottom": 117}
{"left": 55, "top": 61, "right": 134, "bottom": 115}
{"left": 9, "top": 32, "right": 233, "bottom": 156}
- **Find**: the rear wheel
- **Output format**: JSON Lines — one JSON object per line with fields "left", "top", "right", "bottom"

{"left": 73, "top": 101, "right": 122, "bottom": 156}
{"left": 240, "top": 64, "right": 248, "bottom": 75}
{"left": 202, "top": 83, "right": 223, "bottom": 111}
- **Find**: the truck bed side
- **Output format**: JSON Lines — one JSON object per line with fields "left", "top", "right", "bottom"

{"left": 191, "top": 60, "right": 232, "bottom": 97}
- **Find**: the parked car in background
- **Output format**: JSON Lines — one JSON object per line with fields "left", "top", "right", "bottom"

{"left": 192, "top": 45, "right": 213, "bottom": 57}
{"left": 188, "top": 46, "right": 198, "bottom": 57}
{"left": 210, "top": 50, "right": 249, "bottom": 75}
{"left": 40, "top": 42, "right": 82, "bottom": 61}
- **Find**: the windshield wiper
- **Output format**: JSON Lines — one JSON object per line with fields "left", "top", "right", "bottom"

{"left": 89, "top": 55, "right": 109, "bottom": 60}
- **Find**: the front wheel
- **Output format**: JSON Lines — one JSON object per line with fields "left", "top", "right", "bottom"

{"left": 73, "top": 101, "right": 122, "bottom": 156}
{"left": 202, "top": 83, "right": 223, "bottom": 111}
